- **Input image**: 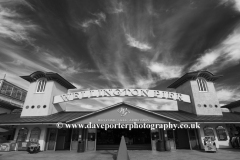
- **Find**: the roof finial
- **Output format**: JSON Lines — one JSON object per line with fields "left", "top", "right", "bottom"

{"left": 3, "top": 73, "right": 6, "bottom": 80}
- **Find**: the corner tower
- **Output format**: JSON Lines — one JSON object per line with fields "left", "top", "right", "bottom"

{"left": 168, "top": 71, "right": 222, "bottom": 115}
{"left": 20, "top": 71, "right": 76, "bottom": 117}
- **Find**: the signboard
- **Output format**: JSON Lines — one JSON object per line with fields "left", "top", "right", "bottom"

{"left": 53, "top": 89, "right": 191, "bottom": 104}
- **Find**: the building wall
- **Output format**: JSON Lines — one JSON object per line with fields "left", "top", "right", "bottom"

{"left": 177, "top": 80, "right": 222, "bottom": 115}
{"left": 49, "top": 82, "right": 67, "bottom": 115}
{"left": 14, "top": 125, "right": 47, "bottom": 151}
{"left": 191, "top": 81, "right": 222, "bottom": 115}
{"left": 176, "top": 81, "right": 195, "bottom": 114}
{"left": 21, "top": 80, "right": 67, "bottom": 117}
{"left": 198, "top": 124, "right": 231, "bottom": 149}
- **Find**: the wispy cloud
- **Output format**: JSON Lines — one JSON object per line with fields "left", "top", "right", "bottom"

{"left": 0, "top": 3, "right": 38, "bottom": 44}
{"left": 190, "top": 50, "right": 219, "bottom": 71}
{"left": 42, "top": 52, "right": 95, "bottom": 75}
{"left": 190, "top": 24, "right": 240, "bottom": 72}
{"left": 148, "top": 63, "right": 183, "bottom": 79}
{"left": 125, "top": 34, "right": 152, "bottom": 51}
{"left": 81, "top": 12, "right": 106, "bottom": 29}
{"left": 217, "top": 88, "right": 240, "bottom": 102}
{"left": 108, "top": 0, "right": 124, "bottom": 14}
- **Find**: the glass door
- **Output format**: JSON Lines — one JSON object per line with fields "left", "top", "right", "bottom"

{"left": 46, "top": 128, "right": 57, "bottom": 150}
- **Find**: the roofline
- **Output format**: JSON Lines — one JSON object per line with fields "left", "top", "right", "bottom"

{"left": 221, "top": 100, "right": 240, "bottom": 109}
{"left": 0, "top": 123, "right": 57, "bottom": 126}
{"left": 167, "top": 70, "right": 222, "bottom": 89}
{"left": 20, "top": 71, "right": 76, "bottom": 89}
{"left": 66, "top": 102, "right": 180, "bottom": 123}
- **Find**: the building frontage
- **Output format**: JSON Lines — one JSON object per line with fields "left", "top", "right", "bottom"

{"left": 0, "top": 70, "right": 240, "bottom": 152}
{"left": 0, "top": 79, "right": 27, "bottom": 145}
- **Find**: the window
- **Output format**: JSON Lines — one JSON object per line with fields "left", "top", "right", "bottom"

{"left": 0, "top": 83, "right": 8, "bottom": 94}
{"left": 16, "top": 90, "right": 22, "bottom": 100}
{"left": 6, "top": 85, "right": 13, "bottom": 96}
{"left": 17, "top": 128, "right": 28, "bottom": 142}
{"left": 216, "top": 126, "right": 228, "bottom": 141}
{"left": 29, "top": 127, "right": 41, "bottom": 142}
{"left": 11, "top": 88, "right": 18, "bottom": 98}
{"left": 36, "top": 79, "right": 47, "bottom": 93}
{"left": 203, "top": 126, "right": 215, "bottom": 138}
{"left": 197, "top": 78, "right": 208, "bottom": 92}
{"left": 21, "top": 92, "right": 27, "bottom": 101}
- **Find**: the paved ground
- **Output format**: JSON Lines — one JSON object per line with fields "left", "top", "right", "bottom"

{"left": 0, "top": 149, "right": 240, "bottom": 160}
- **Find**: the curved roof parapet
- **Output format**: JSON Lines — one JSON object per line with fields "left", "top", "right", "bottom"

{"left": 20, "top": 71, "right": 76, "bottom": 89}
{"left": 167, "top": 70, "right": 222, "bottom": 89}
{"left": 221, "top": 100, "right": 240, "bottom": 109}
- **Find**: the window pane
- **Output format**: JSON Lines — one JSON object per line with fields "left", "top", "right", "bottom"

{"left": 11, "top": 88, "right": 18, "bottom": 98}
{"left": 203, "top": 127, "right": 215, "bottom": 137}
{"left": 6, "top": 85, "right": 13, "bottom": 96}
{"left": 36, "top": 79, "right": 46, "bottom": 93}
{"left": 16, "top": 90, "right": 22, "bottom": 100}
{"left": 21, "top": 92, "right": 27, "bottom": 101}
{"left": 29, "top": 127, "right": 41, "bottom": 142}
{"left": 197, "top": 78, "right": 207, "bottom": 91}
{"left": 216, "top": 126, "right": 227, "bottom": 141}
{"left": 0, "top": 83, "right": 8, "bottom": 94}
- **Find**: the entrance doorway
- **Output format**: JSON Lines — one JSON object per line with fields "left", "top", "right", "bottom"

{"left": 55, "top": 129, "right": 72, "bottom": 150}
{"left": 175, "top": 129, "right": 190, "bottom": 149}
{"left": 166, "top": 128, "right": 200, "bottom": 150}
{"left": 96, "top": 128, "right": 151, "bottom": 150}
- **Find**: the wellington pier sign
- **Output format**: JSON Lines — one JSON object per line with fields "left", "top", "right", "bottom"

{"left": 53, "top": 89, "right": 191, "bottom": 104}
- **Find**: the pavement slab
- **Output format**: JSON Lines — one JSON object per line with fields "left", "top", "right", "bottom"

{"left": 0, "top": 149, "right": 240, "bottom": 160}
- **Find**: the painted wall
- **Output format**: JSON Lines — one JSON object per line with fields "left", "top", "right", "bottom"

{"left": 176, "top": 81, "right": 195, "bottom": 114}
{"left": 177, "top": 80, "right": 222, "bottom": 115}
{"left": 14, "top": 125, "right": 47, "bottom": 151}
{"left": 198, "top": 124, "right": 231, "bottom": 149}
{"left": 21, "top": 80, "right": 67, "bottom": 117}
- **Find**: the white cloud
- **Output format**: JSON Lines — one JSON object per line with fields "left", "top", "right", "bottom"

{"left": 148, "top": 62, "right": 183, "bottom": 79}
{"left": 217, "top": 89, "right": 240, "bottom": 102}
{"left": 135, "top": 77, "right": 156, "bottom": 89}
{"left": 126, "top": 34, "right": 152, "bottom": 51}
{"left": 221, "top": 0, "right": 240, "bottom": 12}
{"left": 190, "top": 51, "right": 219, "bottom": 71}
{"left": 110, "top": 1, "right": 124, "bottom": 14}
{"left": 190, "top": 24, "right": 240, "bottom": 71}
{"left": 81, "top": 12, "right": 106, "bottom": 29}
{"left": 42, "top": 52, "right": 82, "bottom": 75}
{"left": 0, "top": 4, "right": 38, "bottom": 43}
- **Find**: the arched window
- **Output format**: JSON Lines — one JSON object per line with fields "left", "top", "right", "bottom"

{"left": 17, "top": 127, "right": 28, "bottom": 142}
{"left": 29, "top": 127, "right": 41, "bottom": 142}
{"left": 197, "top": 78, "right": 208, "bottom": 92}
{"left": 36, "top": 79, "right": 47, "bottom": 93}
{"left": 203, "top": 126, "right": 215, "bottom": 138}
{"left": 216, "top": 126, "right": 228, "bottom": 141}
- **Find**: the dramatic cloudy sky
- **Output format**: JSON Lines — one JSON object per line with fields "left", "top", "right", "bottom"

{"left": 0, "top": 0, "right": 240, "bottom": 111}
